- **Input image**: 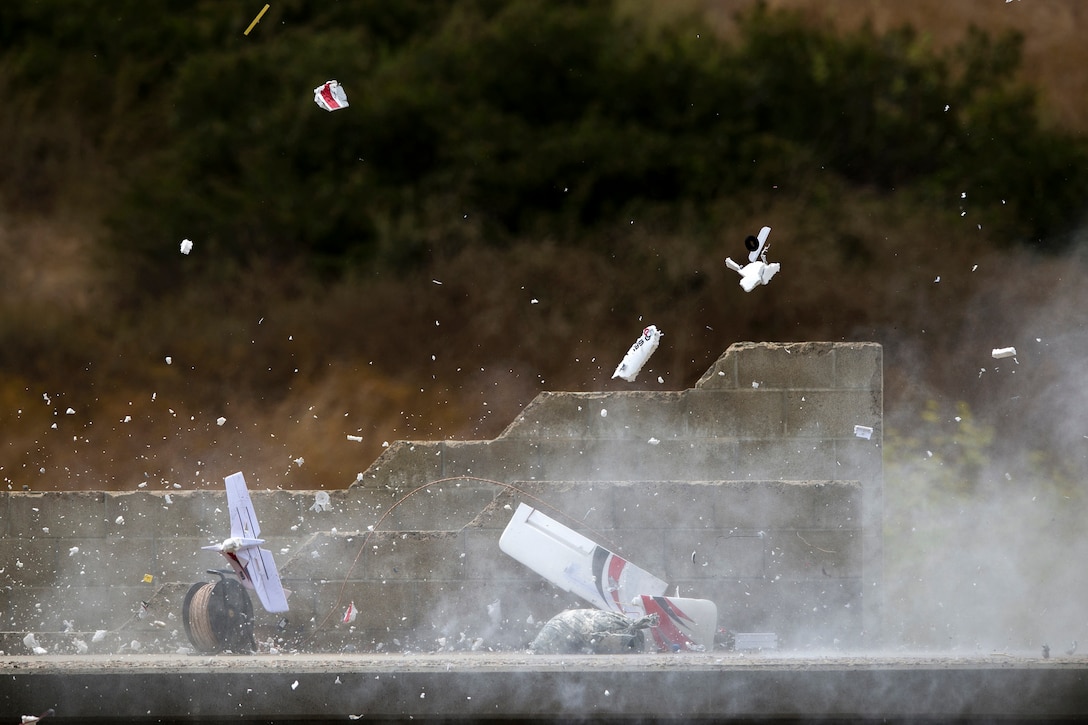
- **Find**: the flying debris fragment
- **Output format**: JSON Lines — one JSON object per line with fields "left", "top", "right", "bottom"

{"left": 20, "top": 709, "right": 55, "bottom": 724}
{"left": 992, "top": 347, "right": 1017, "bottom": 359}
{"left": 612, "top": 325, "right": 662, "bottom": 382}
{"left": 314, "top": 80, "right": 349, "bottom": 111}
{"left": 725, "top": 226, "right": 780, "bottom": 292}
{"left": 342, "top": 601, "right": 357, "bottom": 624}
{"left": 180, "top": 239, "right": 193, "bottom": 255}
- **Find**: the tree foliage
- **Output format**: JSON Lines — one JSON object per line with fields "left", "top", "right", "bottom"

{"left": 1, "top": 0, "right": 1085, "bottom": 296}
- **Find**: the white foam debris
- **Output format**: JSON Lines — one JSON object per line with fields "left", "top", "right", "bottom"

{"left": 992, "top": 347, "right": 1017, "bottom": 359}
{"left": 92, "top": 629, "right": 107, "bottom": 642}
{"left": 65, "top": 407, "right": 75, "bottom": 415}
{"left": 180, "top": 239, "right": 193, "bottom": 254}
{"left": 165, "top": 356, "right": 172, "bottom": 365}
{"left": 346, "top": 434, "right": 363, "bottom": 442}
{"left": 294, "top": 457, "right": 304, "bottom": 467}
{"left": 115, "top": 516, "right": 125, "bottom": 525}
{"left": 853, "top": 425, "right": 874, "bottom": 440}
{"left": 216, "top": 417, "right": 227, "bottom": 426}
{"left": 68, "top": 546, "right": 79, "bottom": 556}
{"left": 310, "top": 491, "right": 332, "bottom": 512}
{"left": 291, "top": 680, "right": 300, "bottom": 690}
{"left": 600, "top": 409, "right": 608, "bottom": 418}
{"left": 612, "top": 325, "right": 663, "bottom": 382}
{"left": 22, "top": 631, "right": 43, "bottom": 653}
{"left": 647, "top": 437, "right": 661, "bottom": 445}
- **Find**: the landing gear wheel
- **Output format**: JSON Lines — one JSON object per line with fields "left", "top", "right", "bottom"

{"left": 182, "top": 572, "right": 256, "bottom": 653}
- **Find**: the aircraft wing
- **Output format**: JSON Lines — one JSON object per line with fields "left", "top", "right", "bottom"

{"left": 499, "top": 502, "right": 667, "bottom": 614}
{"left": 236, "top": 545, "right": 290, "bottom": 613}
{"left": 225, "top": 471, "right": 261, "bottom": 540}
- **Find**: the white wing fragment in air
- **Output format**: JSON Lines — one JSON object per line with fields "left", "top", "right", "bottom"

{"left": 202, "top": 472, "right": 290, "bottom": 613}
{"left": 726, "top": 226, "right": 780, "bottom": 292}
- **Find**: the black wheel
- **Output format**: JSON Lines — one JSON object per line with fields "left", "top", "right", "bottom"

{"left": 182, "top": 577, "right": 255, "bottom": 653}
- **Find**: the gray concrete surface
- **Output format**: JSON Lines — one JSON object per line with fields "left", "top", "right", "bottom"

{"left": 1, "top": 342, "right": 884, "bottom": 652}
{"left": 3, "top": 652, "right": 1088, "bottom": 723}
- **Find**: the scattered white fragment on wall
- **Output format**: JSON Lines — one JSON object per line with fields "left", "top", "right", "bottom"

{"left": 853, "top": 425, "right": 874, "bottom": 440}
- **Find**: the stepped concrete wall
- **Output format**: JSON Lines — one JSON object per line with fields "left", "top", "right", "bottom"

{"left": 0, "top": 341, "right": 882, "bottom": 653}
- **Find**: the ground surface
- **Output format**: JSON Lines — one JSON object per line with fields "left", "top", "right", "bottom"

{"left": 4, "top": 652, "right": 1088, "bottom": 723}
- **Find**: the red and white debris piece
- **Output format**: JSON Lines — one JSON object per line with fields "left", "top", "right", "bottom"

{"left": 612, "top": 325, "right": 663, "bottom": 382}
{"left": 314, "top": 80, "right": 349, "bottom": 111}
{"left": 342, "top": 601, "right": 357, "bottom": 624}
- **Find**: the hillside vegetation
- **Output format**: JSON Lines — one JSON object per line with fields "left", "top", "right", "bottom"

{"left": 0, "top": 0, "right": 1086, "bottom": 494}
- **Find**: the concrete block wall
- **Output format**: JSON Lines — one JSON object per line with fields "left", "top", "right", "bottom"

{"left": 0, "top": 341, "right": 882, "bottom": 653}
{"left": 277, "top": 478, "right": 864, "bottom": 652}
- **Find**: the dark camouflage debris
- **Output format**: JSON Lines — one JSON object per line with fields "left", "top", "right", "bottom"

{"left": 529, "top": 610, "right": 658, "bottom": 654}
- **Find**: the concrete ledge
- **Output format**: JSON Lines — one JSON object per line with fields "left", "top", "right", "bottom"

{"left": 2, "top": 653, "right": 1086, "bottom": 723}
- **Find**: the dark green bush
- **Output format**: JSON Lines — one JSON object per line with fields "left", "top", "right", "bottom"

{"left": 1, "top": 0, "right": 1084, "bottom": 297}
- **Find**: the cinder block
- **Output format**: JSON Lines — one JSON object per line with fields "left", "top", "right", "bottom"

{"left": 785, "top": 390, "right": 881, "bottom": 438}
{"left": 0, "top": 538, "right": 59, "bottom": 586}
{"left": 733, "top": 342, "right": 837, "bottom": 390}
{"left": 279, "top": 532, "right": 370, "bottom": 581}
{"left": 734, "top": 439, "right": 838, "bottom": 480}
{"left": 586, "top": 391, "right": 688, "bottom": 440}
{"left": 608, "top": 481, "right": 726, "bottom": 531}
{"left": 763, "top": 528, "right": 862, "bottom": 580}
{"left": 376, "top": 482, "right": 497, "bottom": 532}
{"left": 684, "top": 389, "right": 786, "bottom": 439}
{"left": 440, "top": 439, "right": 538, "bottom": 486}
{"left": 353, "top": 440, "right": 444, "bottom": 490}
{"left": 833, "top": 343, "right": 883, "bottom": 390}
{"left": 58, "top": 536, "right": 156, "bottom": 587}
{"left": 362, "top": 530, "right": 466, "bottom": 582}
{"left": 500, "top": 391, "right": 598, "bottom": 439}
{"left": 106, "top": 491, "right": 226, "bottom": 539}
{"left": 6, "top": 491, "right": 107, "bottom": 538}
{"left": 462, "top": 527, "right": 525, "bottom": 581}
{"left": 663, "top": 529, "right": 767, "bottom": 581}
